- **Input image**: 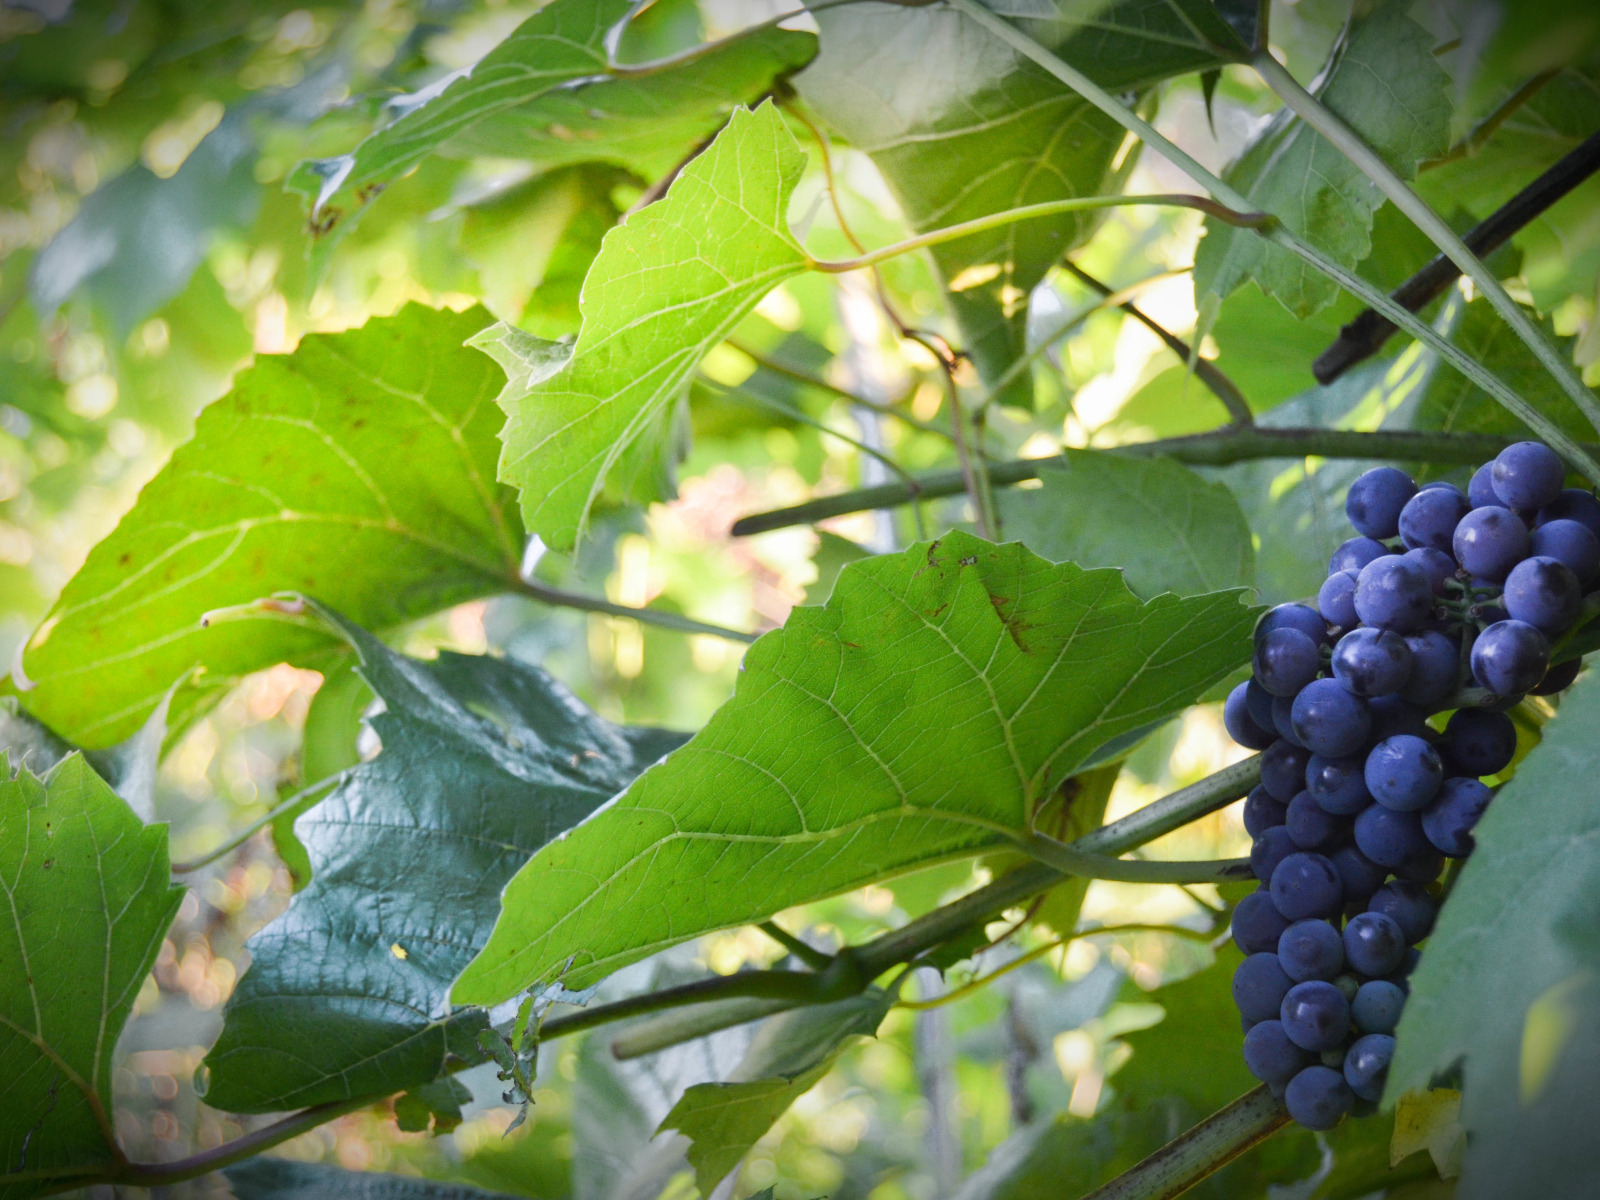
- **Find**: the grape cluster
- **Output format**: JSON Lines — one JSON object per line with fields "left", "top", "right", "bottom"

{"left": 1222, "top": 442, "right": 1594, "bottom": 1130}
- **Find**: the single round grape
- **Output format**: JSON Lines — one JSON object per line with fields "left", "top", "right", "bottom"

{"left": 1233, "top": 951, "right": 1295, "bottom": 1022}
{"left": 1367, "top": 880, "right": 1436, "bottom": 944}
{"left": 1306, "top": 753, "right": 1371, "bottom": 815}
{"left": 1271, "top": 693, "right": 1307, "bottom": 748}
{"left": 1252, "top": 825, "right": 1297, "bottom": 882}
{"left": 1291, "top": 679, "right": 1372, "bottom": 758}
{"left": 1536, "top": 487, "right": 1600, "bottom": 539}
{"left": 1246, "top": 679, "right": 1278, "bottom": 730}
{"left": 1330, "top": 844, "right": 1388, "bottom": 904}
{"left": 1244, "top": 1019, "right": 1311, "bottom": 1084}
{"left": 1468, "top": 463, "right": 1500, "bottom": 508}
{"left": 1270, "top": 851, "right": 1343, "bottom": 921}
{"left": 1347, "top": 467, "right": 1417, "bottom": 539}
{"left": 1225, "top": 681, "right": 1276, "bottom": 750}
{"left": 1355, "top": 555, "right": 1434, "bottom": 633}
{"left": 1530, "top": 518, "right": 1600, "bottom": 586}
{"left": 1503, "top": 556, "right": 1583, "bottom": 635}
{"left": 1278, "top": 918, "right": 1346, "bottom": 982}
{"left": 1255, "top": 627, "right": 1323, "bottom": 697}
{"left": 1453, "top": 506, "right": 1531, "bottom": 582}
{"left": 1398, "top": 485, "right": 1471, "bottom": 553}
{"left": 1492, "top": 441, "right": 1566, "bottom": 511}
{"left": 1404, "top": 546, "right": 1458, "bottom": 596}
{"left": 1364, "top": 734, "right": 1444, "bottom": 811}
{"left": 1261, "top": 739, "right": 1314, "bottom": 802}
{"left": 1422, "top": 776, "right": 1493, "bottom": 857}
{"left": 1318, "top": 570, "right": 1360, "bottom": 630}
{"left": 1257, "top": 602, "right": 1329, "bottom": 647}
{"left": 1281, "top": 980, "right": 1352, "bottom": 1052}
{"left": 1330, "top": 537, "right": 1390, "bottom": 577}
{"left": 1344, "top": 1034, "right": 1395, "bottom": 1103}
{"left": 1352, "top": 980, "right": 1406, "bottom": 1035}
{"left": 1332, "top": 627, "right": 1414, "bottom": 697}
{"left": 1286, "top": 790, "right": 1347, "bottom": 850}
{"left": 1398, "top": 946, "right": 1422, "bottom": 979}
{"left": 1532, "top": 657, "right": 1582, "bottom": 696}
{"left": 1399, "top": 630, "right": 1460, "bottom": 707}
{"left": 1395, "top": 846, "right": 1446, "bottom": 885}
{"left": 1354, "top": 804, "right": 1430, "bottom": 869}
{"left": 1285, "top": 1064, "right": 1354, "bottom": 1130}
{"left": 1243, "top": 785, "right": 1288, "bottom": 838}
{"left": 1443, "top": 708, "right": 1517, "bottom": 775}
{"left": 1470, "top": 619, "right": 1550, "bottom": 696}
{"left": 1233, "top": 888, "right": 1292, "bottom": 955}
{"left": 1343, "top": 911, "right": 1406, "bottom": 976}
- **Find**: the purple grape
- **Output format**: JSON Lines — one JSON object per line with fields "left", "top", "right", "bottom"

{"left": 1244, "top": 1019, "right": 1311, "bottom": 1084}
{"left": 1270, "top": 851, "right": 1343, "bottom": 920}
{"left": 1243, "top": 785, "right": 1288, "bottom": 838}
{"left": 1233, "top": 888, "right": 1292, "bottom": 955}
{"left": 1306, "top": 753, "right": 1371, "bottom": 815}
{"left": 1395, "top": 846, "right": 1445, "bottom": 884}
{"left": 1443, "top": 708, "right": 1517, "bottom": 775}
{"left": 1279, "top": 918, "right": 1345, "bottom": 981}
{"left": 1233, "top": 951, "right": 1295, "bottom": 1022}
{"left": 1291, "top": 679, "right": 1371, "bottom": 758}
{"left": 1257, "top": 603, "right": 1328, "bottom": 646}
{"left": 1286, "top": 790, "right": 1347, "bottom": 850}
{"left": 1252, "top": 825, "right": 1297, "bottom": 881}
{"left": 1330, "top": 537, "right": 1389, "bottom": 577}
{"left": 1532, "top": 657, "right": 1582, "bottom": 696}
{"left": 1491, "top": 441, "right": 1566, "bottom": 511}
{"left": 1285, "top": 1064, "right": 1354, "bottom": 1129}
{"left": 1422, "top": 776, "right": 1493, "bottom": 856}
{"left": 1366, "top": 694, "right": 1431, "bottom": 744}
{"left": 1344, "top": 1034, "right": 1395, "bottom": 1103}
{"left": 1468, "top": 463, "right": 1500, "bottom": 508}
{"left": 1343, "top": 911, "right": 1406, "bottom": 976}
{"left": 1536, "top": 487, "right": 1600, "bottom": 538}
{"left": 1271, "top": 693, "right": 1306, "bottom": 747}
{"left": 1352, "top": 980, "right": 1406, "bottom": 1034}
{"left": 1354, "top": 805, "right": 1429, "bottom": 869}
{"left": 1502, "top": 556, "right": 1583, "bottom": 634}
{"left": 1255, "top": 627, "right": 1323, "bottom": 697}
{"left": 1470, "top": 619, "right": 1550, "bottom": 695}
{"left": 1367, "top": 880, "right": 1436, "bottom": 943}
{"left": 1347, "top": 467, "right": 1417, "bottom": 539}
{"left": 1530, "top": 519, "right": 1600, "bottom": 586}
{"left": 1398, "top": 485, "right": 1470, "bottom": 553}
{"left": 1318, "top": 570, "right": 1360, "bottom": 630}
{"left": 1330, "top": 844, "right": 1388, "bottom": 904}
{"left": 1453, "top": 506, "right": 1531, "bottom": 582}
{"left": 1404, "top": 546, "right": 1458, "bottom": 596}
{"left": 1281, "top": 980, "right": 1351, "bottom": 1051}
{"left": 1331, "top": 627, "right": 1414, "bottom": 697}
{"left": 1355, "top": 555, "right": 1434, "bottom": 633}
{"left": 1225, "top": 681, "right": 1276, "bottom": 750}
{"left": 1245, "top": 679, "right": 1278, "bottom": 730}
{"left": 1261, "top": 739, "right": 1313, "bottom": 802}
{"left": 1364, "top": 734, "right": 1443, "bottom": 811}
{"left": 1399, "top": 630, "right": 1460, "bottom": 707}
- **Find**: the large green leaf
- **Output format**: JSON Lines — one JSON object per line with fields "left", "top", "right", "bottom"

{"left": 1194, "top": 5, "right": 1452, "bottom": 317}
{"left": 11, "top": 303, "right": 520, "bottom": 748}
{"left": 998, "top": 452, "right": 1255, "bottom": 600}
{"left": 225, "top": 1159, "right": 523, "bottom": 1200}
{"left": 0, "top": 755, "right": 184, "bottom": 1200}
{"left": 484, "top": 102, "right": 809, "bottom": 551}
{"left": 795, "top": 0, "right": 1237, "bottom": 406}
{"left": 1390, "top": 668, "right": 1600, "bottom": 1199}
{"left": 201, "top": 605, "right": 687, "bottom": 1112}
{"left": 454, "top": 530, "right": 1255, "bottom": 1004}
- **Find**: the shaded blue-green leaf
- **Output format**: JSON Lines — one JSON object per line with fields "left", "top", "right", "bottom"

{"left": 225, "top": 1159, "right": 524, "bottom": 1200}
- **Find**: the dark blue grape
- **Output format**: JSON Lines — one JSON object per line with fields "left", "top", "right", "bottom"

{"left": 1422, "top": 776, "right": 1493, "bottom": 856}
{"left": 1364, "top": 734, "right": 1443, "bottom": 811}
{"left": 1252, "top": 826, "right": 1297, "bottom": 882}
{"left": 1352, "top": 980, "right": 1406, "bottom": 1034}
{"left": 1271, "top": 694, "right": 1307, "bottom": 747}
{"left": 1366, "top": 694, "right": 1431, "bottom": 744}
{"left": 1330, "top": 845, "right": 1387, "bottom": 904}
{"left": 1243, "top": 785, "right": 1288, "bottom": 838}
{"left": 1255, "top": 627, "right": 1323, "bottom": 697}
{"left": 1279, "top": 918, "right": 1345, "bottom": 981}
{"left": 1532, "top": 657, "right": 1582, "bottom": 696}
{"left": 1395, "top": 846, "right": 1445, "bottom": 884}
{"left": 1471, "top": 619, "right": 1550, "bottom": 695}
{"left": 1225, "top": 681, "right": 1276, "bottom": 750}
{"left": 1355, "top": 555, "right": 1434, "bottom": 633}
{"left": 1318, "top": 570, "right": 1360, "bottom": 630}
{"left": 1503, "top": 556, "right": 1583, "bottom": 634}
{"left": 1246, "top": 679, "right": 1278, "bottom": 730}
{"left": 1343, "top": 1034, "right": 1395, "bottom": 1103}
{"left": 1530, "top": 519, "right": 1600, "bottom": 587}
{"left": 1367, "top": 880, "right": 1436, "bottom": 944}
{"left": 1291, "top": 679, "right": 1372, "bottom": 758}
{"left": 1330, "top": 537, "right": 1389, "bottom": 577}
{"left": 1233, "top": 888, "right": 1291, "bottom": 955}
{"left": 1281, "top": 980, "right": 1351, "bottom": 1052}
{"left": 1404, "top": 547, "right": 1457, "bottom": 596}
{"left": 1398, "top": 485, "right": 1470, "bottom": 553}
{"left": 1492, "top": 441, "right": 1566, "bottom": 511}
{"left": 1399, "top": 630, "right": 1460, "bottom": 707}
{"left": 1347, "top": 467, "right": 1417, "bottom": 539}
{"left": 1468, "top": 463, "right": 1500, "bottom": 508}
{"left": 1244, "top": 1019, "right": 1311, "bottom": 1084}
{"left": 1261, "top": 739, "right": 1313, "bottom": 802}
{"left": 1233, "top": 951, "right": 1294, "bottom": 1022}
{"left": 1270, "top": 851, "right": 1343, "bottom": 921}
{"left": 1343, "top": 911, "right": 1406, "bottom": 976}
{"left": 1257, "top": 603, "right": 1328, "bottom": 646}
{"left": 1444, "top": 708, "right": 1517, "bottom": 775}
{"left": 1285, "top": 1064, "right": 1354, "bottom": 1130}
{"left": 1354, "top": 804, "right": 1429, "bottom": 869}
{"left": 1307, "top": 753, "right": 1371, "bottom": 815}
{"left": 1331, "top": 627, "right": 1413, "bottom": 697}
{"left": 1286, "top": 790, "right": 1348, "bottom": 850}
{"left": 1453, "top": 506, "right": 1531, "bottom": 582}
{"left": 1398, "top": 946, "right": 1422, "bottom": 979}
{"left": 1535, "top": 487, "right": 1600, "bottom": 539}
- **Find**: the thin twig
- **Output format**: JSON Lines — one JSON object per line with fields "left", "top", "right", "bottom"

{"left": 512, "top": 576, "right": 756, "bottom": 643}
{"left": 1420, "top": 70, "right": 1559, "bottom": 171}
{"left": 170, "top": 770, "right": 353, "bottom": 874}
{"left": 722, "top": 339, "right": 948, "bottom": 438}
{"left": 758, "top": 919, "right": 834, "bottom": 970}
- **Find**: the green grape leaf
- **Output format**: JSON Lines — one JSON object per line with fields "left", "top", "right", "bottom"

{"left": 660, "top": 993, "right": 891, "bottom": 1192}
{"left": 485, "top": 102, "right": 809, "bottom": 551}
{"left": 11, "top": 303, "right": 520, "bottom": 748}
{"left": 394, "top": 1076, "right": 474, "bottom": 1136}
{"left": 225, "top": 1159, "right": 524, "bottom": 1200}
{"left": 0, "top": 755, "right": 184, "bottom": 1198}
{"left": 1194, "top": 5, "right": 1452, "bottom": 317}
{"left": 1390, "top": 668, "right": 1600, "bottom": 1199}
{"left": 998, "top": 452, "right": 1255, "bottom": 600}
{"left": 454, "top": 530, "right": 1256, "bottom": 1004}
{"left": 201, "top": 604, "right": 687, "bottom": 1113}
{"left": 795, "top": 0, "right": 1237, "bottom": 406}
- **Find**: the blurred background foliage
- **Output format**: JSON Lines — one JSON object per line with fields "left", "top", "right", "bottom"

{"left": 0, "top": 0, "right": 1596, "bottom": 1197}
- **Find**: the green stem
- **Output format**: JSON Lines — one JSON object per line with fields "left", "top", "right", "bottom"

{"left": 608, "top": 997, "right": 805, "bottom": 1060}
{"left": 759, "top": 919, "right": 834, "bottom": 970}
{"left": 810, "top": 195, "right": 1270, "bottom": 273}
{"left": 1250, "top": 49, "right": 1600, "bottom": 445}
{"left": 170, "top": 771, "right": 351, "bottom": 874}
{"left": 512, "top": 576, "right": 756, "bottom": 644}
{"left": 1017, "top": 834, "right": 1252, "bottom": 885}
{"left": 724, "top": 339, "right": 948, "bottom": 439}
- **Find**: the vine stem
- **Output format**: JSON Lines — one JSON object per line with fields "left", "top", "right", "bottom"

{"left": 1016, "top": 835, "right": 1251, "bottom": 885}
{"left": 510, "top": 576, "right": 756, "bottom": 644}
{"left": 941, "top": 0, "right": 1600, "bottom": 487}
{"left": 171, "top": 770, "right": 352, "bottom": 874}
